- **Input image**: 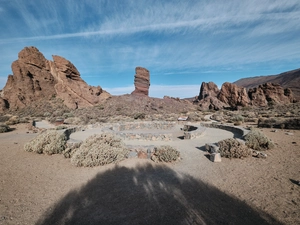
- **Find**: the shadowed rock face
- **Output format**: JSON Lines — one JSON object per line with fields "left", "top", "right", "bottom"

{"left": 131, "top": 67, "right": 150, "bottom": 96}
{"left": 0, "top": 46, "right": 110, "bottom": 111}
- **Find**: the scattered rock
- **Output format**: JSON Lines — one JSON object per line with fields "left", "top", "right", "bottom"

{"left": 205, "top": 143, "right": 220, "bottom": 154}
{"left": 137, "top": 150, "right": 148, "bottom": 159}
{"left": 252, "top": 150, "right": 267, "bottom": 159}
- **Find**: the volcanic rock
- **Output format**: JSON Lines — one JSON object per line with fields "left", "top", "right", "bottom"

{"left": 198, "top": 82, "right": 219, "bottom": 100}
{"left": 0, "top": 46, "right": 110, "bottom": 111}
{"left": 195, "top": 82, "right": 226, "bottom": 110}
{"left": 218, "top": 82, "right": 250, "bottom": 108}
{"left": 248, "top": 83, "right": 295, "bottom": 107}
{"left": 51, "top": 55, "right": 110, "bottom": 109}
{"left": 131, "top": 67, "right": 150, "bottom": 96}
{"left": 234, "top": 68, "right": 300, "bottom": 100}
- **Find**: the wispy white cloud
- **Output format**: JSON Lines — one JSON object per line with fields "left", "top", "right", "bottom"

{"left": 0, "top": 0, "right": 299, "bottom": 97}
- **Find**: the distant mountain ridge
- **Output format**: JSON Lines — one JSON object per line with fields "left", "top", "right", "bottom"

{"left": 234, "top": 68, "right": 300, "bottom": 100}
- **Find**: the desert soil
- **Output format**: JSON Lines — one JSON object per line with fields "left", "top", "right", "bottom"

{"left": 0, "top": 123, "right": 299, "bottom": 225}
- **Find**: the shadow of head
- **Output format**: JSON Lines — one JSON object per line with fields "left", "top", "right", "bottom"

{"left": 36, "top": 163, "right": 281, "bottom": 225}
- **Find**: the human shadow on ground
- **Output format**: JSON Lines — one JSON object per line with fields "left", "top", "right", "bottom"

{"left": 36, "top": 163, "right": 282, "bottom": 225}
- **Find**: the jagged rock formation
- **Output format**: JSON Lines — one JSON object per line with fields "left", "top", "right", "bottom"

{"left": 248, "top": 83, "right": 295, "bottom": 107}
{"left": 234, "top": 68, "right": 300, "bottom": 100}
{"left": 0, "top": 46, "right": 110, "bottom": 111}
{"left": 198, "top": 82, "right": 219, "bottom": 100}
{"left": 196, "top": 82, "right": 225, "bottom": 110}
{"left": 131, "top": 67, "right": 150, "bottom": 96}
{"left": 218, "top": 82, "right": 250, "bottom": 107}
{"left": 195, "top": 81, "right": 296, "bottom": 110}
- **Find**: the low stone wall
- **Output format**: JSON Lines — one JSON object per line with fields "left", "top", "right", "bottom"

{"left": 116, "top": 132, "right": 173, "bottom": 141}
{"left": 110, "top": 121, "right": 176, "bottom": 131}
{"left": 201, "top": 123, "right": 249, "bottom": 138}
{"left": 184, "top": 126, "right": 206, "bottom": 139}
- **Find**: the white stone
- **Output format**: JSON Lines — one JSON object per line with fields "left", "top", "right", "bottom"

{"left": 210, "top": 153, "right": 222, "bottom": 162}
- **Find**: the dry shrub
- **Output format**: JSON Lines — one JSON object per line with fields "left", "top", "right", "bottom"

{"left": 5, "top": 116, "right": 19, "bottom": 125}
{"left": 245, "top": 128, "right": 274, "bottom": 150}
{"left": 0, "top": 123, "right": 10, "bottom": 133}
{"left": 151, "top": 145, "right": 180, "bottom": 163}
{"left": 217, "top": 138, "right": 251, "bottom": 159}
{"left": 70, "top": 133, "right": 129, "bottom": 167}
{"left": 24, "top": 130, "right": 66, "bottom": 154}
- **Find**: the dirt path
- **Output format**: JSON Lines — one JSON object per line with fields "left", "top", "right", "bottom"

{"left": 0, "top": 124, "right": 299, "bottom": 224}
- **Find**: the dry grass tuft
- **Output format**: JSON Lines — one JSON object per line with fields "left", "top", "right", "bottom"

{"left": 70, "top": 133, "right": 129, "bottom": 167}
{"left": 245, "top": 128, "right": 274, "bottom": 150}
{"left": 24, "top": 130, "right": 67, "bottom": 154}
{"left": 151, "top": 145, "right": 180, "bottom": 163}
{"left": 218, "top": 138, "right": 252, "bottom": 159}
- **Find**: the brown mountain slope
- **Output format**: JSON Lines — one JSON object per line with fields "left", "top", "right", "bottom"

{"left": 234, "top": 68, "right": 300, "bottom": 100}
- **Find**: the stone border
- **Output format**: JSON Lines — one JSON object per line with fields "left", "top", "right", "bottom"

{"left": 200, "top": 123, "right": 249, "bottom": 138}
{"left": 183, "top": 125, "right": 206, "bottom": 139}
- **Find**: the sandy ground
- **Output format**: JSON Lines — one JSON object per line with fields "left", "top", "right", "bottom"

{"left": 0, "top": 123, "right": 299, "bottom": 225}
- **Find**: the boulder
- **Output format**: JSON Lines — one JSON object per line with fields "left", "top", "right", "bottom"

{"left": 131, "top": 67, "right": 150, "bottom": 96}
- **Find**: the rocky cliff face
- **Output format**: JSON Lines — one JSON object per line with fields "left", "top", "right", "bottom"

{"left": 131, "top": 67, "right": 150, "bottom": 96}
{"left": 248, "top": 83, "right": 295, "bottom": 107}
{"left": 196, "top": 81, "right": 296, "bottom": 110}
{"left": 218, "top": 82, "right": 250, "bottom": 108}
{"left": 0, "top": 46, "right": 110, "bottom": 111}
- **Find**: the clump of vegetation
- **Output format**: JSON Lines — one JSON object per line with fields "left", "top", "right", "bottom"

{"left": 24, "top": 130, "right": 67, "bottom": 154}
{"left": 232, "top": 114, "right": 244, "bottom": 126}
{"left": 258, "top": 117, "right": 300, "bottom": 130}
{"left": 0, "top": 123, "right": 10, "bottom": 133}
{"left": 244, "top": 128, "right": 274, "bottom": 150}
{"left": 151, "top": 145, "right": 180, "bottom": 163}
{"left": 217, "top": 138, "right": 252, "bottom": 159}
{"left": 5, "top": 116, "right": 20, "bottom": 125}
{"left": 70, "top": 133, "right": 129, "bottom": 167}
{"left": 133, "top": 112, "right": 146, "bottom": 120}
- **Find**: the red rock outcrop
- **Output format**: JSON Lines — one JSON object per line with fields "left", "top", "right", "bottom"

{"left": 51, "top": 55, "right": 110, "bottom": 109}
{"left": 248, "top": 83, "right": 295, "bottom": 107}
{"left": 131, "top": 67, "right": 150, "bottom": 96}
{"left": 0, "top": 46, "right": 110, "bottom": 111}
{"left": 218, "top": 82, "right": 250, "bottom": 108}
{"left": 195, "top": 82, "right": 225, "bottom": 110}
{"left": 195, "top": 81, "right": 295, "bottom": 110}
{"left": 198, "top": 82, "right": 219, "bottom": 100}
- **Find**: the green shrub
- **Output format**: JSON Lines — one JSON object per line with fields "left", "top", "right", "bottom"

{"left": 245, "top": 128, "right": 274, "bottom": 150}
{"left": 134, "top": 113, "right": 146, "bottom": 120}
{"left": 151, "top": 145, "right": 180, "bottom": 163}
{"left": 24, "top": 130, "right": 67, "bottom": 154}
{"left": 218, "top": 138, "right": 251, "bottom": 159}
{"left": 70, "top": 133, "right": 129, "bottom": 167}
{"left": 0, "top": 123, "right": 10, "bottom": 133}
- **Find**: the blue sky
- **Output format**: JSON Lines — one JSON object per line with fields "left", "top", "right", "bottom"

{"left": 0, "top": 0, "right": 299, "bottom": 98}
